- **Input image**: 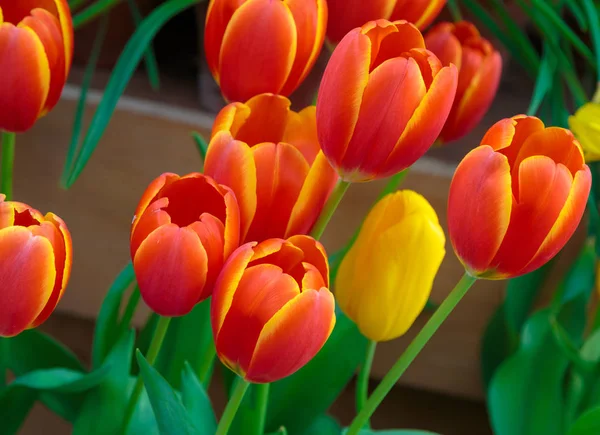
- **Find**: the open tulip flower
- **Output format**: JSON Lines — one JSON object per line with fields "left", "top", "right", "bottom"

{"left": 0, "top": 0, "right": 73, "bottom": 132}
{"left": 448, "top": 115, "right": 591, "bottom": 279}
{"left": 130, "top": 173, "right": 240, "bottom": 317}
{"left": 317, "top": 20, "right": 458, "bottom": 182}
{"left": 0, "top": 195, "right": 72, "bottom": 337}
{"left": 205, "top": 93, "right": 338, "bottom": 243}
{"left": 204, "top": 0, "right": 327, "bottom": 102}
{"left": 425, "top": 21, "right": 502, "bottom": 144}
{"left": 336, "top": 190, "right": 446, "bottom": 342}
{"left": 211, "top": 236, "right": 335, "bottom": 383}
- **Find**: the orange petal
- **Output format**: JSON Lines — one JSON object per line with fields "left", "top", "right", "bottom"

{"left": 0, "top": 23, "right": 49, "bottom": 132}
{"left": 130, "top": 198, "right": 171, "bottom": 258}
{"left": 188, "top": 213, "right": 225, "bottom": 296}
{"left": 246, "top": 288, "right": 335, "bottom": 383}
{"left": 131, "top": 173, "right": 179, "bottom": 236}
{"left": 134, "top": 224, "right": 208, "bottom": 316}
{"left": 482, "top": 116, "right": 545, "bottom": 166}
{"left": 248, "top": 239, "right": 306, "bottom": 280}
{"left": 211, "top": 101, "right": 250, "bottom": 138}
{"left": 220, "top": 185, "right": 241, "bottom": 259}
{"left": 218, "top": 0, "right": 297, "bottom": 101}
{"left": 282, "top": 105, "right": 321, "bottom": 164}
{"left": 52, "top": 0, "right": 73, "bottom": 76}
{"left": 424, "top": 23, "right": 462, "bottom": 68}
{"left": 234, "top": 94, "right": 290, "bottom": 146}
{"left": 370, "top": 21, "right": 426, "bottom": 70}
{"left": 390, "top": 0, "right": 446, "bottom": 30}
{"left": 287, "top": 234, "right": 329, "bottom": 287}
{"left": 204, "top": 0, "right": 244, "bottom": 80}
{"left": 448, "top": 146, "right": 512, "bottom": 274}
{"left": 325, "top": 0, "right": 395, "bottom": 44}
{"left": 0, "top": 227, "right": 55, "bottom": 337}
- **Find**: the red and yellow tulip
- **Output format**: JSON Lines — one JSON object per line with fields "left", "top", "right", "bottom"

{"left": 448, "top": 115, "right": 591, "bottom": 279}
{"left": 0, "top": 0, "right": 73, "bottom": 132}
{"left": 204, "top": 0, "right": 327, "bottom": 102}
{"left": 389, "top": 0, "right": 446, "bottom": 31}
{"left": 211, "top": 236, "right": 335, "bottom": 383}
{"left": 316, "top": 20, "right": 458, "bottom": 182}
{"left": 130, "top": 173, "right": 240, "bottom": 317}
{"left": 0, "top": 195, "right": 72, "bottom": 337}
{"left": 205, "top": 93, "right": 337, "bottom": 242}
{"left": 425, "top": 21, "right": 502, "bottom": 143}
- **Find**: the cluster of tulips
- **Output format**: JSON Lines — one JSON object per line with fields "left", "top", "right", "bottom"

{"left": 0, "top": 0, "right": 595, "bottom": 433}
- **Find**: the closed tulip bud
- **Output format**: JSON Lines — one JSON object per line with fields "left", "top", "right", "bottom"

{"left": 317, "top": 20, "right": 458, "bottom": 182}
{"left": 212, "top": 236, "right": 335, "bottom": 383}
{"left": 131, "top": 173, "right": 240, "bottom": 317}
{"left": 449, "top": 115, "right": 591, "bottom": 279}
{"left": 205, "top": 0, "right": 327, "bottom": 102}
{"left": 336, "top": 191, "right": 445, "bottom": 342}
{"left": 0, "top": 195, "right": 72, "bottom": 337}
{"left": 569, "top": 101, "right": 600, "bottom": 162}
{"left": 389, "top": 0, "right": 446, "bottom": 31}
{"left": 425, "top": 21, "right": 502, "bottom": 143}
{"left": 205, "top": 93, "right": 337, "bottom": 242}
{"left": 0, "top": 0, "right": 73, "bottom": 132}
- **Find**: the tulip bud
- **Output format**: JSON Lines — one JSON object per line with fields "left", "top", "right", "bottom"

{"left": 316, "top": 20, "right": 458, "bottom": 182}
{"left": 205, "top": 93, "right": 337, "bottom": 242}
{"left": 569, "top": 102, "right": 600, "bottom": 162}
{"left": 212, "top": 236, "right": 335, "bottom": 383}
{"left": 204, "top": 0, "right": 327, "bottom": 102}
{"left": 425, "top": 21, "right": 502, "bottom": 143}
{"left": 448, "top": 115, "right": 591, "bottom": 279}
{"left": 131, "top": 173, "right": 240, "bottom": 317}
{"left": 0, "top": 195, "right": 72, "bottom": 337}
{"left": 390, "top": 0, "right": 446, "bottom": 31}
{"left": 336, "top": 191, "right": 445, "bottom": 342}
{"left": 0, "top": 0, "right": 73, "bottom": 132}
{"left": 325, "top": 0, "right": 396, "bottom": 44}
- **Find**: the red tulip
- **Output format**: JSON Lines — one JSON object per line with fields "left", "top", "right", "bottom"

{"left": 448, "top": 116, "right": 591, "bottom": 279}
{"left": 205, "top": 93, "right": 337, "bottom": 242}
{"left": 425, "top": 21, "right": 502, "bottom": 143}
{"left": 316, "top": 20, "right": 458, "bottom": 182}
{"left": 325, "top": 0, "right": 396, "bottom": 44}
{"left": 0, "top": 0, "right": 73, "bottom": 132}
{"left": 204, "top": 0, "right": 327, "bottom": 102}
{"left": 212, "top": 236, "right": 335, "bottom": 383}
{"left": 390, "top": 0, "right": 446, "bottom": 31}
{"left": 0, "top": 195, "right": 72, "bottom": 337}
{"left": 131, "top": 173, "right": 240, "bottom": 317}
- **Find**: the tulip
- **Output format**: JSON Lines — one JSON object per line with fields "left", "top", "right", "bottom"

{"left": 390, "top": 0, "right": 446, "bottom": 31}
{"left": 0, "top": 195, "right": 72, "bottom": 337}
{"left": 448, "top": 115, "right": 591, "bottom": 279}
{"left": 130, "top": 173, "right": 240, "bottom": 317}
{"left": 316, "top": 20, "right": 458, "bottom": 182}
{"left": 205, "top": 93, "right": 337, "bottom": 242}
{"left": 336, "top": 191, "right": 445, "bottom": 342}
{"left": 569, "top": 101, "right": 600, "bottom": 162}
{"left": 425, "top": 21, "right": 502, "bottom": 143}
{"left": 204, "top": 0, "right": 327, "bottom": 102}
{"left": 0, "top": 0, "right": 73, "bottom": 132}
{"left": 212, "top": 236, "right": 335, "bottom": 383}
{"left": 325, "top": 0, "right": 396, "bottom": 44}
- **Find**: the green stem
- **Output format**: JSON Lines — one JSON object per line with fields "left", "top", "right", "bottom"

{"left": 196, "top": 342, "right": 216, "bottom": 388}
{"left": 216, "top": 378, "right": 250, "bottom": 435}
{"left": 447, "top": 0, "right": 463, "bottom": 21}
{"left": 255, "top": 383, "right": 270, "bottom": 435}
{"left": 346, "top": 273, "right": 478, "bottom": 434}
{"left": 0, "top": 338, "right": 7, "bottom": 389}
{"left": 72, "top": 0, "right": 123, "bottom": 29}
{"left": 122, "top": 316, "right": 171, "bottom": 433}
{"left": 1, "top": 132, "right": 15, "bottom": 201}
{"left": 309, "top": 179, "right": 351, "bottom": 240}
{"left": 377, "top": 169, "right": 409, "bottom": 202}
{"left": 356, "top": 340, "right": 376, "bottom": 418}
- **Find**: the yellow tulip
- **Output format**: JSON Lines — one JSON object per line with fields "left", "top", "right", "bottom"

{"left": 569, "top": 101, "right": 600, "bottom": 162}
{"left": 336, "top": 190, "right": 446, "bottom": 342}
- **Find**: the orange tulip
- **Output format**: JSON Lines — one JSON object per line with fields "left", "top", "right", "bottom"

{"left": 316, "top": 20, "right": 458, "bottom": 182}
{"left": 389, "top": 0, "right": 446, "bottom": 31}
{"left": 425, "top": 21, "right": 502, "bottom": 143}
{"left": 0, "top": 0, "right": 73, "bottom": 132}
{"left": 205, "top": 93, "right": 337, "bottom": 242}
{"left": 325, "top": 0, "right": 396, "bottom": 44}
{"left": 0, "top": 195, "right": 72, "bottom": 337}
{"left": 130, "top": 173, "right": 240, "bottom": 317}
{"left": 204, "top": 0, "right": 327, "bottom": 102}
{"left": 211, "top": 236, "right": 335, "bottom": 383}
{"left": 448, "top": 115, "right": 591, "bottom": 279}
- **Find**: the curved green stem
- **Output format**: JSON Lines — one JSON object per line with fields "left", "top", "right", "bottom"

{"left": 309, "top": 179, "right": 351, "bottom": 240}
{"left": 255, "top": 383, "right": 270, "bottom": 435}
{"left": 356, "top": 340, "right": 376, "bottom": 418}
{"left": 346, "top": 273, "right": 478, "bottom": 434}
{"left": 122, "top": 315, "right": 171, "bottom": 433}
{"left": 1, "top": 132, "right": 16, "bottom": 201}
{"left": 216, "top": 378, "right": 250, "bottom": 435}
{"left": 377, "top": 169, "right": 409, "bottom": 202}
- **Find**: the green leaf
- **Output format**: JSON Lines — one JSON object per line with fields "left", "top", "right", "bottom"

{"left": 181, "top": 362, "right": 217, "bottom": 434}
{"left": 581, "top": 0, "right": 600, "bottom": 81}
{"left": 11, "top": 366, "right": 110, "bottom": 393}
{"left": 192, "top": 131, "right": 209, "bottom": 169}
{"left": 66, "top": 0, "right": 201, "bottom": 187}
{"left": 72, "top": 0, "right": 123, "bottom": 29}
{"left": 0, "top": 383, "right": 37, "bottom": 435}
{"left": 126, "top": 0, "right": 160, "bottom": 91}
{"left": 136, "top": 350, "right": 201, "bottom": 435}
{"left": 300, "top": 414, "right": 342, "bottom": 435}
{"left": 569, "top": 406, "right": 600, "bottom": 435}
{"left": 92, "top": 262, "right": 136, "bottom": 368}
{"left": 342, "top": 429, "right": 440, "bottom": 435}
{"left": 554, "top": 239, "right": 596, "bottom": 309}
{"left": 266, "top": 307, "right": 368, "bottom": 434}
{"left": 526, "top": 44, "right": 555, "bottom": 116}
{"left": 480, "top": 305, "right": 517, "bottom": 390}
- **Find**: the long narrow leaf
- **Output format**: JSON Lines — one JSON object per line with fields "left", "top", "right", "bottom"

{"left": 527, "top": 44, "right": 555, "bottom": 116}
{"left": 126, "top": 0, "right": 161, "bottom": 91}
{"left": 581, "top": 0, "right": 600, "bottom": 81}
{"left": 72, "top": 0, "right": 123, "bottom": 29}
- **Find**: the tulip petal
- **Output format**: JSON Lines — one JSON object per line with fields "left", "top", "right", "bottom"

{"left": 0, "top": 23, "right": 49, "bottom": 132}
{"left": 134, "top": 224, "right": 208, "bottom": 316}
{"left": 448, "top": 146, "right": 512, "bottom": 274}
{"left": 52, "top": 0, "right": 72, "bottom": 74}
{"left": 0, "top": 227, "right": 55, "bottom": 337}
{"left": 325, "top": 0, "right": 395, "bottom": 43}
{"left": 189, "top": 213, "right": 225, "bottom": 294}
{"left": 287, "top": 235, "right": 329, "bottom": 287}
{"left": 424, "top": 23, "right": 462, "bottom": 68}
{"left": 221, "top": 187, "right": 241, "bottom": 259}
{"left": 246, "top": 288, "right": 335, "bottom": 382}
{"left": 482, "top": 116, "right": 545, "bottom": 167}
{"left": 369, "top": 21, "right": 426, "bottom": 70}
{"left": 235, "top": 94, "right": 290, "bottom": 146}
{"left": 282, "top": 105, "right": 320, "bottom": 164}
{"left": 131, "top": 173, "right": 178, "bottom": 236}
{"left": 211, "top": 102, "right": 250, "bottom": 138}
{"left": 204, "top": 0, "right": 244, "bottom": 79}
{"left": 248, "top": 239, "right": 306, "bottom": 282}
{"left": 219, "top": 0, "right": 297, "bottom": 101}
{"left": 391, "top": 0, "right": 446, "bottom": 30}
